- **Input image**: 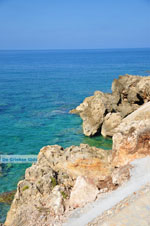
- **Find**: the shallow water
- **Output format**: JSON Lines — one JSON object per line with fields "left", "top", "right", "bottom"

{"left": 0, "top": 48, "right": 150, "bottom": 222}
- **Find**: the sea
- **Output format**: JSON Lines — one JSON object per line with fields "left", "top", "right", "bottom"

{"left": 0, "top": 48, "right": 150, "bottom": 222}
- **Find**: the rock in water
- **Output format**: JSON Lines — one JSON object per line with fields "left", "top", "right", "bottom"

{"left": 70, "top": 91, "right": 107, "bottom": 136}
{"left": 70, "top": 75, "right": 150, "bottom": 137}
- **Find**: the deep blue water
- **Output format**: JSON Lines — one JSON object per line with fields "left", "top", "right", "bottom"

{"left": 0, "top": 48, "right": 150, "bottom": 222}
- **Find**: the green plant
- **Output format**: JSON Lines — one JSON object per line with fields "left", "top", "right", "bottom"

{"left": 50, "top": 176, "right": 57, "bottom": 188}
{"left": 61, "top": 191, "right": 68, "bottom": 199}
{"left": 22, "top": 185, "right": 29, "bottom": 191}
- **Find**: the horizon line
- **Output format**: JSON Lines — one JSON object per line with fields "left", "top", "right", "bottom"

{"left": 0, "top": 47, "right": 150, "bottom": 51}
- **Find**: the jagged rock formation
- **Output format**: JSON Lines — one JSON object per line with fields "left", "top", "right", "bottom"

{"left": 70, "top": 75, "right": 150, "bottom": 137}
{"left": 5, "top": 144, "right": 130, "bottom": 226}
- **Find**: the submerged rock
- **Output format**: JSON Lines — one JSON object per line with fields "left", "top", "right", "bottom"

{"left": 71, "top": 75, "right": 150, "bottom": 137}
{"left": 0, "top": 164, "right": 2, "bottom": 177}
{"left": 0, "top": 190, "right": 16, "bottom": 205}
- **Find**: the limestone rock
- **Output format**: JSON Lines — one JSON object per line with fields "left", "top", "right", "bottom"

{"left": 9, "top": 135, "right": 150, "bottom": 226}
{"left": 70, "top": 91, "right": 109, "bottom": 136}
{"left": 112, "top": 102, "right": 150, "bottom": 167}
{"left": 70, "top": 75, "right": 150, "bottom": 137}
{"left": 101, "top": 112, "right": 122, "bottom": 137}
{"left": 5, "top": 141, "right": 136, "bottom": 226}
{"left": 112, "top": 120, "right": 150, "bottom": 167}
{"left": 122, "top": 101, "right": 150, "bottom": 123}
{"left": 112, "top": 164, "right": 131, "bottom": 186}
{"left": 60, "top": 144, "right": 112, "bottom": 182}
{"left": 5, "top": 144, "right": 112, "bottom": 226}
{"left": 79, "top": 92, "right": 106, "bottom": 136}
{"left": 48, "top": 186, "right": 65, "bottom": 215}
{"left": 69, "top": 176, "right": 99, "bottom": 208}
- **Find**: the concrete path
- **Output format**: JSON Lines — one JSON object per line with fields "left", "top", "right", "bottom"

{"left": 88, "top": 184, "right": 150, "bottom": 226}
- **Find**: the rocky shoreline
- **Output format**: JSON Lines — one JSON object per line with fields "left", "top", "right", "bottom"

{"left": 3, "top": 74, "right": 150, "bottom": 226}
{"left": 70, "top": 74, "right": 150, "bottom": 137}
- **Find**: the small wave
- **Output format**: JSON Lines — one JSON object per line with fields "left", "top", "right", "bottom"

{"left": 50, "top": 110, "right": 66, "bottom": 115}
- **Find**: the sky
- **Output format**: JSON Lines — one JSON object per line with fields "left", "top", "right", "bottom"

{"left": 0, "top": 0, "right": 150, "bottom": 50}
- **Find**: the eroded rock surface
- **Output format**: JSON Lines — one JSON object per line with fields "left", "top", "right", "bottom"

{"left": 70, "top": 91, "right": 107, "bottom": 136}
{"left": 69, "top": 176, "right": 99, "bottom": 208}
{"left": 4, "top": 144, "right": 114, "bottom": 226}
{"left": 5, "top": 143, "right": 131, "bottom": 226}
{"left": 70, "top": 75, "right": 150, "bottom": 137}
{"left": 101, "top": 112, "right": 122, "bottom": 137}
{"left": 111, "top": 102, "right": 150, "bottom": 167}
{"left": 112, "top": 120, "right": 150, "bottom": 167}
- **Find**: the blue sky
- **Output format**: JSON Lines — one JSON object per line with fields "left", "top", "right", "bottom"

{"left": 0, "top": 0, "right": 150, "bottom": 49}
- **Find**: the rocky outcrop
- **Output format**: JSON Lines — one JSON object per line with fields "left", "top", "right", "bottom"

{"left": 70, "top": 91, "right": 108, "bottom": 136}
{"left": 101, "top": 112, "right": 122, "bottom": 137}
{"left": 5, "top": 144, "right": 131, "bottom": 226}
{"left": 112, "top": 102, "right": 150, "bottom": 167}
{"left": 70, "top": 75, "right": 150, "bottom": 137}
{"left": 112, "top": 122, "right": 150, "bottom": 167}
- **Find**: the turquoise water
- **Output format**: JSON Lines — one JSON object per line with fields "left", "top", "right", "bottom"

{"left": 0, "top": 49, "right": 150, "bottom": 221}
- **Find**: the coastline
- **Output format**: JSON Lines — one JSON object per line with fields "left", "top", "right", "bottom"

{"left": 3, "top": 74, "right": 150, "bottom": 225}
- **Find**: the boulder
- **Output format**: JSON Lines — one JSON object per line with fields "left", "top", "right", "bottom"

{"left": 111, "top": 164, "right": 131, "bottom": 186}
{"left": 101, "top": 112, "right": 122, "bottom": 137}
{"left": 70, "top": 91, "right": 111, "bottom": 136}
{"left": 69, "top": 176, "right": 99, "bottom": 208}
